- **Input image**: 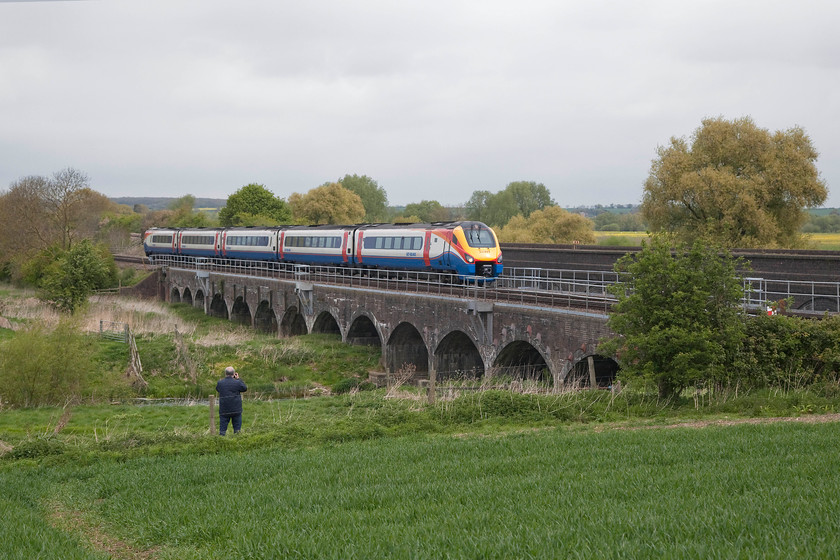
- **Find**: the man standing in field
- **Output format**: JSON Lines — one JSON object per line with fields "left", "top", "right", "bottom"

{"left": 216, "top": 366, "right": 247, "bottom": 435}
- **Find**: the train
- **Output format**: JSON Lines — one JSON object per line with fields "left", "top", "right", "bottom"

{"left": 143, "top": 221, "right": 503, "bottom": 280}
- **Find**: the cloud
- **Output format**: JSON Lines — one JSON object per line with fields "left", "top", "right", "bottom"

{"left": 1, "top": 0, "right": 838, "bottom": 206}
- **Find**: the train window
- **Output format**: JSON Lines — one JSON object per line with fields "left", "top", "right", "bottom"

{"left": 413, "top": 237, "right": 422, "bottom": 250}
{"left": 182, "top": 235, "right": 214, "bottom": 245}
{"left": 464, "top": 225, "right": 496, "bottom": 248}
{"left": 152, "top": 235, "right": 173, "bottom": 244}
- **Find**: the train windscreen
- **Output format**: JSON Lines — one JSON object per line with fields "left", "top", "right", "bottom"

{"left": 463, "top": 225, "right": 496, "bottom": 248}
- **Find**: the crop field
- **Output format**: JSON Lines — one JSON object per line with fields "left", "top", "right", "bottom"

{"left": 594, "top": 231, "right": 840, "bottom": 250}
{"left": 2, "top": 389, "right": 840, "bottom": 559}
{"left": 2, "top": 420, "right": 839, "bottom": 559}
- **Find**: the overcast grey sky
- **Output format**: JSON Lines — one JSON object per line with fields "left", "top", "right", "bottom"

{"left": 1, "top": 0, "right": 838, "bottom": 207}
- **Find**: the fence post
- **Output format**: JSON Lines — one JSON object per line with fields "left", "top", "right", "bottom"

{"left": 209, "top": 395, "right": 215, "bottom": 434}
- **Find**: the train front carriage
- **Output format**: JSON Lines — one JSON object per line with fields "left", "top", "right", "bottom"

{"left": 452, "top": 221, "right": 503, "bottom": 278}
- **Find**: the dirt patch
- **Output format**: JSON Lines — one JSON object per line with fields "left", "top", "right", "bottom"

{"left": 598, "top": 412, "right": 840, "bottom": 432}
{"left": 48, "top": 502, "right": 159, "bottom": 560}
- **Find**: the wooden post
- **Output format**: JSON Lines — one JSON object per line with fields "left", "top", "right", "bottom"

{"left": 209, "top": 395, "right": 215, "bottom": 434}
{"left": 588, "top": 356, "right": 597, "bottom": 389}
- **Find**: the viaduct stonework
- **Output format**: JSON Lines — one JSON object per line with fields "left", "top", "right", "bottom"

{"left": 160, "top": 266, "right": 618, "bottom": 388}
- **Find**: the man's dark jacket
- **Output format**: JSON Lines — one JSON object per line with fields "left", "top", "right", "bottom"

{"left": 216, "top": 377, "right": 247, "bottom": 416}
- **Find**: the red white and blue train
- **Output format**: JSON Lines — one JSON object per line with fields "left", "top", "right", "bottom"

{"left": 143, "top": 221, "right": 503, "bottom": 280}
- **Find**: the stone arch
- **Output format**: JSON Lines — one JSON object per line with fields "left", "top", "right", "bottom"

{"left": 254, "top": 300, "right": 278, "bottom": 334}
{"left": 566, "top": 354, "right": 620, "bottom": 389}
{"left": 280, "top": 306, "right": 308, "bottom": 337}
{"left": 170, "top": 287, "right": 182, "bottom": 303}
{"left": 182, "top": 287, "right": 193, "bottom": 306}
{"left": 194, "top": 290, "right": 205, "bottom": 310}
{"left": 386, "top": 322, "right": 428, "bottom": 375}
{"left": 434, "top": 330, "right": 484, "bottom": 381}
{"left": 312, "top": 311, "right": 341, "bottom": 336}
{"left": 347, "top": 314, "right": 382, "bottom": 346}
{"left": 230, "top": 296, "right": 251, "bottom": 326}
{"left": 209, "top": 293, "right": 228, "bottom": 319}
{"left": 796, "top": 296, "right": 839, "bottom": 313}
{"left": 493, "top": 340, "right": 550, "bottom": 383}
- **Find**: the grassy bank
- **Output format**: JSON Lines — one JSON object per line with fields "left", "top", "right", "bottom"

{"left": 2, "top": 420, "right": 839, "bottom": 559}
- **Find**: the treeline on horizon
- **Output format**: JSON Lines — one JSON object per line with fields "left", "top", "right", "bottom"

{"left": 111, "top": 196, "right": 840, "bottom": 234}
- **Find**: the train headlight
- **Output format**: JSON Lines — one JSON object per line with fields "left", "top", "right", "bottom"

{"left": 497, "top": 255, "right": 503, "bottom": 263}
{"left": 465, "top": 255, "right": 474, "bottom": 263}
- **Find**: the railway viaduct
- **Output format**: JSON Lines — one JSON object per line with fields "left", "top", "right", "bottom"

{"left": 154, "top": 266, "right": 617, "bottom": 388}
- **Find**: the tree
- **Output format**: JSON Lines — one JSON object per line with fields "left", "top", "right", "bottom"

{"left": 497, "top": 206, "right": 596, "bottom": 244}
{"left": 505, "top": 181, "right": 555, "bottom": 218}
{"left": 218, "top": 184, "right": 291, "bottom": 226}
{"left": 0, "top": 169, "right": 116, "bottom": 278}
{"left": 0, "top": 175, "right": 52, "bottom": 262}
{"left": 465, "top": 190, "right": 494, "bottom": 223}
{"left": 465, "top": 181, "right": 556, "bottom": 228}
{"left": 601, "top": 236, "right": 746, "bottom": 398}
{"left": 403, "top": 200, "right": 451, "bottom": 223}
{"left": 168, "top": 195, "right": 211, "bottom": 227}
{"left": 40, "top": 240, "right": 118, "bottom": 313}
{"left": 289, "top": 183, "right": 365, "bottom": 225}
{"left": 641, "top": 116, "right": 827, "bottom": 248}
{"left": 338, "top": 174, "right": 389, "bottom": 222}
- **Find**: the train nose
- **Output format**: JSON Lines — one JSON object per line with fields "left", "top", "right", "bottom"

{"left": 478, "top": 262, "right": 494, "bottom": 276}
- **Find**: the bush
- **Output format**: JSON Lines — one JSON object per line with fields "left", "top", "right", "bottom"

{"left": 0, "top": 320, "right": 95, "bottom": 407}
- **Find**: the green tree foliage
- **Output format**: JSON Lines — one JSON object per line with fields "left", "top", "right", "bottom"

{"left": 0, "top": 320, "right": 95, "bottom": 406}
{"left": 593, "top": 211, "right": 647, "bottom": 232}
{"left": 498, "top": 206, "right": 596, "bottom": 244}
{"left": 602, "top": 236, "right": 746, "bottom": 398}
{"left": 289, "top": 183, "right": 365, "bottom": 225}
{"left": 218, "top": 184, "right": 291, "bottom": 226}
{"left": 40, "top": 240, "right": 118, "bottom": 313}
{"left": 167, "top": 195, "right": 211, "bottom": 228}
{"left": 802, "top": 212, "right": 840, "bottom": 234}
{"left": 403, "top": 200, "right": 451, "bottom": 223}
{"left": 465, "top": 181, "right": 556, "bottom": 227}
{"left": 338, "top": 174, "right": 389, "bottom": 222}
{"left": 641, "top": 116, "right": 827, "bottom": 248}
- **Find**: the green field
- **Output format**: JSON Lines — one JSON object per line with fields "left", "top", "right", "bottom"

{"left": 2, "top": 418, "right": 839, "bottom": 559}
{"left": 594, "top": 231, "right": 840, "bottom": 250}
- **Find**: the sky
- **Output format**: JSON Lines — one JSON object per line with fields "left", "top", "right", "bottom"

{"left": 1, "top": 1, "right": 838, "bottom": 208}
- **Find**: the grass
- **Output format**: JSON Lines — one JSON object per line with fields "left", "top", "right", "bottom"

{"left": 2, "top": 421, "right": 839, "bottom": 559}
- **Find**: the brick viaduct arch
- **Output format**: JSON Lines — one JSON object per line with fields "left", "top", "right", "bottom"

{"left": 161, "top": 267, "right": 617, "bottom": 387}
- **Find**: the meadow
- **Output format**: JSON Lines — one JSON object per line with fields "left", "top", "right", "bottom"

{"left": 2, "top": 419, "right": 840, "bottom": 559}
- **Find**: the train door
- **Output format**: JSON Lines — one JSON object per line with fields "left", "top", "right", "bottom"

{"left": 342, "top": 231, "right": 350, "bottom": 264}
{"left": 278, "top": 231, "right": 285, "bottom": 261}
